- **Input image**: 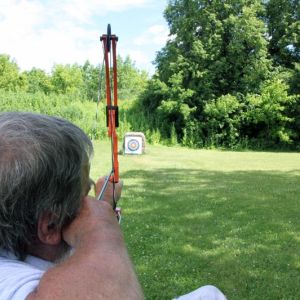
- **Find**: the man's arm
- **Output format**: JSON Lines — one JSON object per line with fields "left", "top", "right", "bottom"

{"left": 27, "top": 197, "right": 144, "bottom": 300}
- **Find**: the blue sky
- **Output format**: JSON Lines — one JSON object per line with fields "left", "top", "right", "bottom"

{"left": 0, "top": 0, "right": 169, "bottom": 74}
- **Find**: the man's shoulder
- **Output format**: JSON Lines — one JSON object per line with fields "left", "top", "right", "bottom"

{"left": 0, "top": 250, "right": 52, "bottom": 300}
{"left": 0, "top": 249, "right": 45, "bottom": 285}
{"left": 0, "top": 249, "right": 53, "bottom": 271}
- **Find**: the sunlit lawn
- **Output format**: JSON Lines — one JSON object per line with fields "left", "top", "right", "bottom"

{"left": 91, "top": 141, "right": 300, "bottom": 300}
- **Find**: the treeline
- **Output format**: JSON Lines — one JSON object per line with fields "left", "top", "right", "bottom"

{"left": 0, "top": 90, "right": 137, "bottom": 142}
{"left": 132, "top": 0, "right": 300, "bottom": 149}
{"left": 0, "top": 54, "right": 148, "bottom": 101}
{"left": 1, "top": 0, "right": 300, "bottom": 150}
{"left": 0, "top": 54, "right": 147, "bottom": 140}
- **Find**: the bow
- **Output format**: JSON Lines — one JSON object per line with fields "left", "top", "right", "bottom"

{"left": 97, "top": 24, "right": 121, "bottom": 222}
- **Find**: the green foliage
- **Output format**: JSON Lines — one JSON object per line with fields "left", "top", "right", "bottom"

{"left": 94, "top": 55, "right": 149, "bottom": 103}
{"left": 169, "top": 123, "right": 178, "bottom": 145}
{"left": 0, "top": 54, "right": 24, "bottom": 91}
{"left": 180, "top": 120, "right": 203, "bottom": 148}
{"left": 0, "top": 53, "right": 147, "bottom": 103}
{"left": 160, "top": 0, "right": 272, "bottom": 98}
{"left": 205, "top": 94, "right": 242, "bottom": 147}
{"left": 135, "top": 73, "right": 195, "bottom": 143}
{"left": 117, "top": 56, "right": 148, "bottom": 100}
{"left": 265, "top": 0, "right": 300, "bottom": 95}
{"left": 140, "top": 78, "right": 169, "bottom": 113}
{"left": 149, "top": 129, "right": 162, "bottom": 145}
{"left": 82, "top": 60, "right": 100, "bottom": 101}
{"left": 266, "top": 0, "right": 300, "bottom": 68}
{"left": 0, "top": 51, "right": 150, "bottom": 144}
{"left": 0, "top": 90, "right": 104, "bottom": 139}
{"left": 244, "top": 78, "right": 295, "bottom": 145}
{"left": 140, "top": 0, "right": 276, "bottom": 148}
{"left": 137, "top": 0, "right": 300, "bottom": 150}
{"left": 224, "top": 2, "right": 271, "bottom": 94}
{"left": 2, "top": 0, "right": 300, "bottom": 150}
{"left": 51, "top": 64, "right": 84, "bottom": 95}
{"left": 24, "top": 68, "right": 53, "bottom": 94}
{"left": 118, "top": 110, "right": 133, "bottom": 139}
{"left": 290, "top": 62, "right": 300, "bottom": 95}
{"left": 0, "top": 90, "right": 148, "bottom": 145}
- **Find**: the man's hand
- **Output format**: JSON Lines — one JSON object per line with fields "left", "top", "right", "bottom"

{"left": 94, "top": 176, "right": 123, "bottom": 207}
{"left": 62, "top": 196, "right": 119, "bottom": 248}
{"left": 28, "top": 195, "right": 144, "bottom": 300}
{"left": 64, "top": 175, "right": 124, "bottom": 248}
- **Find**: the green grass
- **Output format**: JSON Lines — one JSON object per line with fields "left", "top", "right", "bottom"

{"left": 90, "top": 141, "right": 300, "bottom": 300}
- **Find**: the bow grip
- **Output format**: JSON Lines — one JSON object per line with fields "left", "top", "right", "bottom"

{"left": 106, "top": 105, "right": 119, "bottom": 128}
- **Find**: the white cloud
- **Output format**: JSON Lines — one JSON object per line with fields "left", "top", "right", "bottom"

{"left": 134, "top": 24, "right": 169, "bottom": 47}
{"left": 0, "top": 0, "right": 152, "bottom": 72}
{"left": 127, "top": 24, "right": 169, "bottom": 74}
{"left": 59, "top": 0, "right": 150, "bottom": 23}
{"left": 127, "top": 50, "right": 149, "bottom": 65}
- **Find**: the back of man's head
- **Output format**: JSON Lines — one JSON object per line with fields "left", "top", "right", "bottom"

{"left": 0, "top": 112, "right": 93, "bottom": 260}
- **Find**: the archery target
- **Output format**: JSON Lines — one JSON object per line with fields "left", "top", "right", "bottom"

{"left": 124, "top": 136, "right": 143, "bottom": 154}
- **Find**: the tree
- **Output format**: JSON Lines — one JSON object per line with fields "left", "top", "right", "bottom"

{"left": 265, "top": 0, "right": 300, "bottom": 97}
{"left": 0, "top": 54, "right": 24, "bottom": 91}
{"left": 24, "top": 68, "right": 53, "bottom": 94}
{"left": 51, "top": 64, "right": 84, "bottom": 95}
{"left": 117, "top": 55, "right": 148, "bottom": 100}
{"left": 160, "top": 0, "right": 272, "bottom": 98}
{"left": 243, "top": 78, "right": 295, "bottom": 145}
{"left": 81, "top": 57, "right": 148, "bottom": 102}
{"left": 204, "top": 94, "right": 243, "bottom": 147}
{"left": 266, "top": 0, "right": 300, "bottom": 68}
{"left": 82, "top": 60, "right": 101, "bottom": 101}
{"left": 140, "top": 0, "right": 273, "bottom": 145}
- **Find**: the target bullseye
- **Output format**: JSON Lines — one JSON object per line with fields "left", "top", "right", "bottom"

{"left": 128, "top": 139, "right": 140, "bottom": 151}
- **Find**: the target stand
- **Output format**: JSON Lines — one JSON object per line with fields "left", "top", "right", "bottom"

{"left": 123, "top": 132, "right": 146, "bottom": 155}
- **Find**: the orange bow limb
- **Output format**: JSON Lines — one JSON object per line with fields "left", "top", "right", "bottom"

{"left": 100, "top": 25, "right": 119, "bottom": 184}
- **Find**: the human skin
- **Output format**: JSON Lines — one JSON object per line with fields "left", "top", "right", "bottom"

{"left": 27, "top": 178, "right": 144, "bottom": 300}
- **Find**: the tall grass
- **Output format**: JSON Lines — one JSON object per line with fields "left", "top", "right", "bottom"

{"left": 2, "top": 90, "right": 297, "bottom": 150}
{"left": 0, "top": 91, "right": 177, "bottom": 146}
{"left": 0, "top": 90, "right": 132, "bottom": 141}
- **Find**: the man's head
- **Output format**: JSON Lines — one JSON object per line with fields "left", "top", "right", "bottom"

{"left": 0, "top": 112, "right": 93, "bottom": 260}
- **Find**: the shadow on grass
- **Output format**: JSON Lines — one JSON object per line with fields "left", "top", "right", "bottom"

{"left": 120, "top": 168, "right": 300, "bottom": 300}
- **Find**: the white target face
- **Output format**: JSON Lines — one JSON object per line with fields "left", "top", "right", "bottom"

{"left": 124, "top": 136, "right": 143, "bottom": 154}
{"left": 128, "top": 139, "right": 140, "bottom": 151}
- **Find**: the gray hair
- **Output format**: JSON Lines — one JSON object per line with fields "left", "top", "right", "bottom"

{"left": 0, "top": 112, "right": 93, "bottom": 259}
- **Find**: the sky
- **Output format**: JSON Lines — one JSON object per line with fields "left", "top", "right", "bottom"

{"left": 0, "top": 0, "right": 170, "bottom": 75}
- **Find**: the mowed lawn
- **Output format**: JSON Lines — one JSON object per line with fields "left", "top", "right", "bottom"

{"left": 90, "top": 141, "right": 300, "bottom": 300}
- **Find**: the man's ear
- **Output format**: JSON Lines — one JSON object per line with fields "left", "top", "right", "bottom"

{"left": 37, "top": 212, "right": 62, "bottom": 245}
